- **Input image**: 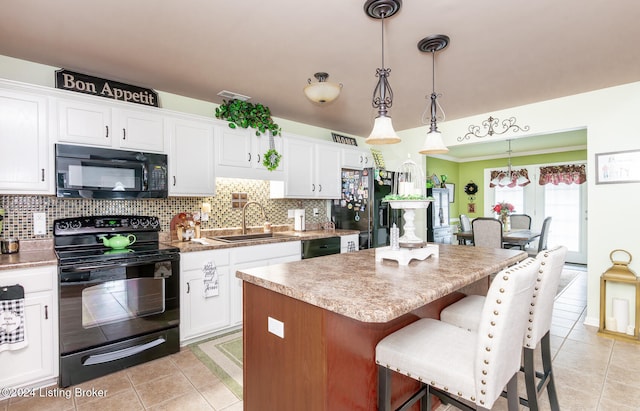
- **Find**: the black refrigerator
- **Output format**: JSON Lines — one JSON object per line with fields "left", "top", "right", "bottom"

{"left": 331, "top": 168, "right": 395, "bottom": 250}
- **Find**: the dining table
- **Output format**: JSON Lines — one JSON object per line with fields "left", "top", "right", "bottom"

{"left": 456, "top": 229, "right": 541, "bottom": 249}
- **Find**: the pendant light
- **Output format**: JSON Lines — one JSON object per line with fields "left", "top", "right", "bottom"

{"left": 418, "top": 34, "right": 450, "bottom": 155}
{"left": 364, "top": 0, "right": 402, "bottom": 145}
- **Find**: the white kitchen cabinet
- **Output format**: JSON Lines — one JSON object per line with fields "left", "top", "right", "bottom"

{"left": 167, "top": 116, "right": 216, "bottom": 196}
{"left": 215, "top": 125, "right": 284, "bottom": 180}
{"left": 340, "top": 234, "right": 360, "bottom": 253}
{"left": 0, "top": 88, "right": 51, "bottom": 194}
{"left": 180, "top": 249, "right": 231, "bottom": 344}
{"left": 55, "top": 98, "right": 165, "bottom": 152}
{"left": 0, "top": 266, "right": 58, "bottom": 395}
{"left": 229, "top": 241, "right": 301, "bottom": 326}
{"left": 271, "top": 134, "right": 341, "bottom": 199}
{"left": 342, "top": 146, "right": 373, "bottom": 170}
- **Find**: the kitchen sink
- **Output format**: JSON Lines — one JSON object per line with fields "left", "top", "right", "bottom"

{"left": 211, "top": 233, "right": 297, "bottom": 243}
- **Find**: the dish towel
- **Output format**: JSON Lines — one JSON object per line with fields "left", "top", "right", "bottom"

{"left": 202, "top": 261, "right": 219, "bottom": 298}
{"left": 0, "top": 284, "right": 27, "bottom": 352}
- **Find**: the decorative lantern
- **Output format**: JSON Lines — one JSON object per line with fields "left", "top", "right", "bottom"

{"left": 598, "top": 249, "right": 640, "bottom": 342}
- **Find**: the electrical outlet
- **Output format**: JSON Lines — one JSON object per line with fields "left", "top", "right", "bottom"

{"left": 313, "top": 208, "right": 319, "bottom": 216}
{"left": 268, "top": 316, "right": 284, "bottom": 338}
{"left": 33, "top": 212, "right": 46, "bottom": 235}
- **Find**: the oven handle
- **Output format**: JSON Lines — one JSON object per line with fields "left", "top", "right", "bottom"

{"left": 82, "top": 337, "right": 166, "bottom": 366}
{"left": 59, "top": 254, "right": 179, "bottom": 274}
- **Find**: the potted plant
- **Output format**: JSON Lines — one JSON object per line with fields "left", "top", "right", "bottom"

{"left": 215, "top": 99, "right": 282, "bottom": 171}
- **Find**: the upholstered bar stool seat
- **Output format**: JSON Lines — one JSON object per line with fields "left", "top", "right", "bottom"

{"left": 440, "top": 245, "right": 568, "bottom": 411}
{"left": 376, "top": 258, "right": 541, "bottom": 411}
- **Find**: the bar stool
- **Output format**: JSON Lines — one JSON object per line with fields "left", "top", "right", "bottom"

{"left": 376, "top": 257, "right": 540, "bottom": 411}
{"left": 440, "top": 245, "right": 568, "bottom": 411}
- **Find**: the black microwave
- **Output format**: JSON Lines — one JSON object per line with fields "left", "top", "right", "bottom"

{"left": 55, "top": 144, "right": 168, "bottom": 199}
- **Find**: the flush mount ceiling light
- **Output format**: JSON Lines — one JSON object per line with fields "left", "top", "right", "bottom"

{"left": 304, "top": 72, "right": 342, "bottom": 104}
{"left": 364, "top": 0, "right": 402, "bottom": 145}
{"left": 418, "top": 34, "right": 450, "bottom": 155}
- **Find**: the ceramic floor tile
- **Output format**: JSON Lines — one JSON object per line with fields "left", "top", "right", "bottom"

{"left": 126, "top": 356, "right": 182, "bottom": 387}
{"left": 170, "top": 348, "right": 205, "bottom": 371}
{"left": 600, "top": 379, "right": 640, "bottom": 407}
{"left": 134, "top": 373, "right": 198, "bottom": 409}
{"left": 146, "top": 391, "right": 214, "bottom": 411}
{"left": 75, "top": 389, "right": 143, "bottom": 411}
{"left": 180, "top": 361, "right": 223, "bottom": 390}
{"left": 71, "top": 369, "right": 133, "bottom": 406}
{"left": 199, "top": 379, "right": 241, "bottom": 410}
{"left": 219, "top": 401, "right": 244, "bottom": 411}
{"left": 6, "top": 390, "right": 75, "bottom": 411}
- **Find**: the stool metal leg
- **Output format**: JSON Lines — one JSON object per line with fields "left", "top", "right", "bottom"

{"left": 523, "top": 347, "right": 539, "bottom": 411}
{"left": 523, "top": 331, "right": 560, "bottom": 411}
{"left": 378, "top": 365, "right": 392, "bottom": 411}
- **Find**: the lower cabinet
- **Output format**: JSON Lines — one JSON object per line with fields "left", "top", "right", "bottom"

{"left": 180, "top": 249, "right": 231, "bottom": 344}
{"left": 0, "top": 266, "right": 58, "bottom": 395}
{"left": 180, "top": 241, "right": 301, "bottom": 344}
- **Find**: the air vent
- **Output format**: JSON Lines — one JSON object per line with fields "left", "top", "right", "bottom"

{"left": 217, "top": 90, "right": 251, "bottom": 101}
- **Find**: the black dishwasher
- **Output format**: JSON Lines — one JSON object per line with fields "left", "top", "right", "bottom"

{"left": 301, "top": 237, "right": 341, "bottom": 259}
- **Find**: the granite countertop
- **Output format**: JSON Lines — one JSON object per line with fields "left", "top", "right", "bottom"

{"left": 169, "top": 229, "right": 359, "bottom": 253}
{"left": 0, "top": 229, "right": 360, "bottom": 270}
{"left": 0, "top": 239, "right": 57, "bottom": 271}
{"left": 236, "top": 245, "right": 527, "bottom": 323}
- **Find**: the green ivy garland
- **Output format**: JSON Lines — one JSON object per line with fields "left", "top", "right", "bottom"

{"left": 215, "top": 99, "right": 283, "bottom": 172}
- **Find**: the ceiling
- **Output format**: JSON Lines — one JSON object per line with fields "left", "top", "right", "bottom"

{"left": 1, "top": 1, "right": 637, "bottom": 159}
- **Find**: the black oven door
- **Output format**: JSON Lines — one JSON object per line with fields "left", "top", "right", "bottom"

{"left": 58, "top": 254, "right": 179, "bottom": 356}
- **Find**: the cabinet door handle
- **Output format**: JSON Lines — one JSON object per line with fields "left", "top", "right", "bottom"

{"left": 257, "top": 154, "right": 261, "bottom": 163}
{"left": 105, "top": 125, "right": 109, "bottom": 138}
{"left": 173, "top": 176, "right": 177, "bottom": 186}
{"left": 319, "top": 184, "right": 322, "bottom": 192}
{"left": 187, "top": 283, "right": 190, "bottom": 294}
{"left": 45, "top": 305, "right": 49, "bottom": 320}
{"left": 248, "top": 153, "right": 251, "bottom": 162}
{"left": 312, "top": 184, "right": 316, "bottom": 192}
{"left": 122, "top": 128, "right": 126, "bottom": 140}
{"left": 41, "top": 168, "right": 45, "bottom": 182}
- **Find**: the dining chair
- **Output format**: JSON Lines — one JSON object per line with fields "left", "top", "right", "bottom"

{"left": 528, "top": 216, "right": 552, "bottom": 257}
{"left": 376, "top": 257, "right": 541, "bottom": 411}
{"left": 472, "top": 217, "right": 503, "bottom": 249}
{"left": 509, "top": 214, "right": 531, "bottom": 230}
{"left": 459, "top": 214, "right": 473, "bottom": 245}
{"left": 439, "top": 245, "right": 568, "bottom": 411}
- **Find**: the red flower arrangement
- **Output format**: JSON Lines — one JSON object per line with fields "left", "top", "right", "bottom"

{"left": 492, "top": 202, "right": 515, "bottom": 216}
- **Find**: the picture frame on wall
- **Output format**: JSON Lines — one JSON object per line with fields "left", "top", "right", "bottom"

{"left": 595, "top": 149, "right": 640, "bottom": 184}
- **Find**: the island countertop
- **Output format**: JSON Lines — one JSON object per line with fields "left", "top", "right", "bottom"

{"left": 236, "top": 244, "right": 528, "bottom": 323}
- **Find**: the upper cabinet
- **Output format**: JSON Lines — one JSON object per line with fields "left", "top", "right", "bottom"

{"left": 270, "top": 133, "right": 341, "bottom": 199}
{"left": 215, "top": 125, "right": 284, "bottom": 180}
{"left": 55, "top": 98, "right": 165, "bottom": 153}
{"left": 0, "top": 87, "right": 51, "bottom": 194}
{"left": 342, "top": 146, "right": 373, "bottom": 170}
{"left": 167, "top": 116, "right": 216, "bottom": 196}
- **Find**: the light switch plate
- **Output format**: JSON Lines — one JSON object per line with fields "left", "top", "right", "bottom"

{"left": 33, "top": 212, "right": 46, "bottom": 235}
{"left": 268, "top": 316, "right": 284, "bottom": 338}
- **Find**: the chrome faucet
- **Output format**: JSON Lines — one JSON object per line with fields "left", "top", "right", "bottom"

{"left": 242, "top": 201, "right": 267, "bottom": 234}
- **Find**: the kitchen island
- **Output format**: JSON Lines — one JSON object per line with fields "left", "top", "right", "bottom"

{"left": 236, "top": 245, "right": 527, "bottom": 411}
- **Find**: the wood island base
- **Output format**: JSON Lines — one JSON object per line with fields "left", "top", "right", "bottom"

{"left": 243, "top": 282, "right": 470, "bottom": 411}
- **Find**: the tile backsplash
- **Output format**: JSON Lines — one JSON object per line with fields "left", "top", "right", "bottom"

{"left": 0, "top": 178, "right": 329, "bottom": 239}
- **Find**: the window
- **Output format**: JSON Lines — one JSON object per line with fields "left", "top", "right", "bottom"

{"left": 494, "top": 185, "right": 524, "bottom": 215}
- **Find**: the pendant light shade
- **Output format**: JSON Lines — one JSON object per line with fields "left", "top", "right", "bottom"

{"left": 367, "top": 116, "right": 401, "bottom": 144}
{"left": 364, "top": 0, "right": 402, "bottom": 145}
{"left": 304, "top": 72, "right": 342, "bottom": 104}
{"left": 420, "top": 130, "right": 448, "bottom": 154}
{"left": 418, "top": 34, "right": 450, "bottom": 155}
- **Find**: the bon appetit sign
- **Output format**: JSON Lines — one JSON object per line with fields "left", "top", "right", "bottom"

{"left": 55, "top": 69, "right": 159, "bottom": 107}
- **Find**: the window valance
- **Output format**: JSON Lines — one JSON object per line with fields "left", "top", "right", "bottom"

{"left": 539, "top": 164, "right": 586, "bottom": 185}
{"left": 489, "top": 168, "right": 531, "bottom": 188}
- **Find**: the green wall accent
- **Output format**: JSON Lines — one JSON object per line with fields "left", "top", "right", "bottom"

{"left": 426, "top": 149, "right": 587, "bottom": 222}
